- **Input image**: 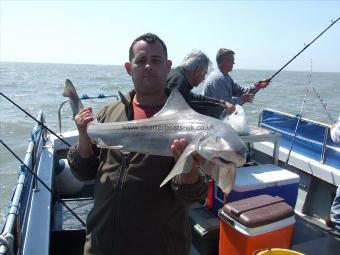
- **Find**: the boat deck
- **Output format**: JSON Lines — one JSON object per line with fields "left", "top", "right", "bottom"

{"left": 292, "top": 214, "right": 340, "bottom": 254}
{"left": 51, "top": 195, "right": 340, "bottom": 255}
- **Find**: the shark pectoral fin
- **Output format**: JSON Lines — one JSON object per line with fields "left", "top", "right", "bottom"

{"left": 96, "top": 138, "right": 123, "bottom": 150}
{"left": 160, "top": 144, "right": 195, "bottom": 188}
{"left": 201, "top": 161, "right": 236, "bottom": 194}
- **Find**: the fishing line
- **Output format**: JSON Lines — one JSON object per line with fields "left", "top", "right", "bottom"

{"left": 0, "top": 92, "right": 71, "bottom": 147}
{"left": 311, "top": 87, "right": 336, "bottom": 123}
{"left": 285, "top": 61, "right": 313, "bottom": 168}
{"left": 0, "top": 139, "right": 86, "bottom": 227}
{"left": 255, "top": 17, "right": 339, "bottom": 92}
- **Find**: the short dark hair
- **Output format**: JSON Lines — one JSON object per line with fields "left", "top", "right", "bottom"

{"left": 129, "top": 33, "right": 168, "bottom": 61}
{"left": 216, "top": 48, "right": 235, "bottom": 65}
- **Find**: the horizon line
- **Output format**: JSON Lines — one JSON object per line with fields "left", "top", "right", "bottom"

{"left": 1, "top": 60, "right": 339, "bottom": 74}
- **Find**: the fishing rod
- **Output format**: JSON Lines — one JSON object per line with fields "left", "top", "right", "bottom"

{"left": 256, "top": 17, "right": 339, "bottom": 90}
{"left": 0, "top": 139, "right": 86, "bottom": 227}
{"left": 284, "top": 88, "right": 309, "bottom": 168}
{"left": 285, "top": 61, "right": 313, "bottom": 167}
{"left": 0, "top": 92, "right": 71, "bottom": 147}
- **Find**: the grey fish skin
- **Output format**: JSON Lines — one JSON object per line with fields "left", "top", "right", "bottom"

{"left": 63, "top": 79, "right": 84, "bottom": 118}
{"left": 63, "top": 79, "right": 247, "bottom": 193}
{"left": 88, "top": 112, "right": 246, "bottom": 165}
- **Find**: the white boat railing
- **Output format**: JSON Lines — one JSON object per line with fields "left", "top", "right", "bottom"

{"left": 258, "top": 108, "right": 338, "bottom": 167}
{"left": 0, "top": 111, "right": 46, "bottom": 255}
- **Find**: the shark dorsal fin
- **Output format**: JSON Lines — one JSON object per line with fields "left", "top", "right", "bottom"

{"left": 154, "top": 88, "right": 194, "bottom": 117}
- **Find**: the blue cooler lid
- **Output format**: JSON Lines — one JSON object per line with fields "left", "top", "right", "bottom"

{"left": 233, "top": 164, "right": 300, "bottom": 192}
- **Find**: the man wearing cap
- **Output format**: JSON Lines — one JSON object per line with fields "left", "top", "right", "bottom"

{"left": 202, "top": 48, "right": 269, "bottom": 105}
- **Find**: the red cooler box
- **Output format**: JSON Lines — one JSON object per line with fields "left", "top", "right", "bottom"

{"left": 213, "top": 164, "right": 300, "bottom": 216}
{"left": 218, "top": 194, "right": 295, "bottom": 255}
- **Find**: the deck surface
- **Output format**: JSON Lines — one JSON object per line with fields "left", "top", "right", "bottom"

{"left": 52, "top": 198, "right": 340, "bottom": 255}
{"left": 291, "top": 214, "right": 340, "bottom": 254}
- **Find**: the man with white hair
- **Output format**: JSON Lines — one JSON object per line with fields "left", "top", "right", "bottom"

{"left": 167, "top": 49, "right": 235, "bottom": 117}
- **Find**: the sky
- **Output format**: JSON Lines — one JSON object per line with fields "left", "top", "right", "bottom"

{"left": 0, "top": 0, "right": 339, "bottom": 72}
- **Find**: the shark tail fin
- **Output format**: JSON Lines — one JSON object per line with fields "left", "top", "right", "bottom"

{"left": 62, "top": 79, "right": 84, "bottom": 117}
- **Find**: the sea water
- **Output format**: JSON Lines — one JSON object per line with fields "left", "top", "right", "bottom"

{"left": 1, "top": 62, "right": 339, "bottom": 227}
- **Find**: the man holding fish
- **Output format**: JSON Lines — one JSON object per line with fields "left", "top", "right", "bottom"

{"left": 67, "top": 33, "right": 209, "bottom": 255}
{"left": 66, "top": 32, "right": 247, "bottom": 254}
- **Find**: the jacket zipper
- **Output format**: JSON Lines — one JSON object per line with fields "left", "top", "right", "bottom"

{"left": 112, "top": 153, "right": 130, "bottom": 235}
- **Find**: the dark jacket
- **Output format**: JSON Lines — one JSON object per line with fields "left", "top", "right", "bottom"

{"left": 67, "top": 90, "right": 208, "bottom": 255}
{"left": 166, "top": 67, "right": 226, "bottom": 119}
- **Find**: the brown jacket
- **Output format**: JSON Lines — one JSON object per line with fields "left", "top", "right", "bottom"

{"left": 67, "top": 90, "right": 208, "bottom": 255}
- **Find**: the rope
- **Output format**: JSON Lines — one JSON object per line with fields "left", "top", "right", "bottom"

{"left": 30, "top": 124, "right": 41, "bottom": 142}
{"left": 81, "top": 94, "right": 89, "bottom": 99}
{"left": 0, "top": 233, "right": 14, "bottom": 255}
{"left": 19, "top": 164, "right": 27, "bottom": 176}
{"left": 80, "top": 93, "right": 117, "bottom": 100}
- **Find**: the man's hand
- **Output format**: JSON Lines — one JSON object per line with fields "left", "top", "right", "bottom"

{"left": 75, "top": 107, "right": 95, "bottom": 158}
{"left": 224, "top": 101, "right": 236, "bottom": 114}
{"left": 240, "top": 91, "right": 255, "bottom": 103}
{"left": 255, "top": 79, "right": 270, "bottom": 89}
{"left": 170, "top": 139, "right": 204, "bottom": 184}
{"left": 75, "top": 107, "right": 94, "bottom": 135}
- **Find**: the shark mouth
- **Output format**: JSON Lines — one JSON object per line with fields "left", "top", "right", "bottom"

{"left": 214, "top": 157, "right": 234, "bottom": 165}
{"left": 217, "top": 157, "right": 231, "bottom": 164}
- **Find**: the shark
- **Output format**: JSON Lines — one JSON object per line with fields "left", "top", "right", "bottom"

{"left": 63, "top": 79, "right": 247, "bottom": 193}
